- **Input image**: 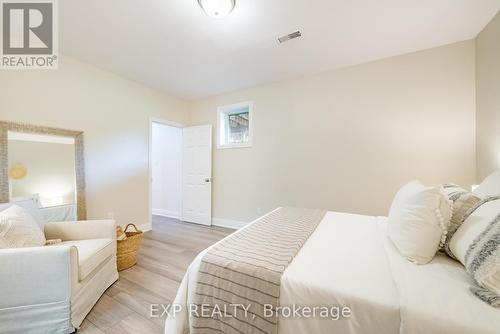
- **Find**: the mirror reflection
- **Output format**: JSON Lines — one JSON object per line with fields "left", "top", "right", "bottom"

{"left": 7, "top": 131, "right": 77, "bottom": 221}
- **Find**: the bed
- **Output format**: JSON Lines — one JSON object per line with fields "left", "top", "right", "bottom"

{"left": 165, "top": 209, "right": 500, "bottom": 334}
{"left": 40, "top": 203, "right": 77, "bottom": 223}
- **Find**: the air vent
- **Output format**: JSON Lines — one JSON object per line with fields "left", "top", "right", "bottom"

{"left": 278, "top": 31, "right": 302, "bottom": 44}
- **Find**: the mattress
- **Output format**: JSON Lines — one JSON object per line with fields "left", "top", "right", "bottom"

{"left": 165, "top": 209, "right": 500, "bottom": 334}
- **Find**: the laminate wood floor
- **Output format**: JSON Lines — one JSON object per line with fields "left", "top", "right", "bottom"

{"left": 78, "top": 216, "right": 234, "bottom": 334}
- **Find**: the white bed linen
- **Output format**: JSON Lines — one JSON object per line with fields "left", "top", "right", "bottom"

{"left": 40, "top": 204, "right": 77, "bottom": 223}
{"left": 279, "top": 211, "right": 400, "bottom": 334}
{"left": 165, "top": 210, "right": 500, "bottom": 334}
{"left": 382, "top": 220, "right": 500, "bottom": 334}
{"left": 166, "top": 210, "right": 400, "bottom": 334}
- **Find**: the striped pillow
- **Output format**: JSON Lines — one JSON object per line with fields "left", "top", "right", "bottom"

{"left": 442, "top": 184, "right": 482, "bottom": 258}
{"left": 449, "top": 196, "right": 500, "bottom": 307}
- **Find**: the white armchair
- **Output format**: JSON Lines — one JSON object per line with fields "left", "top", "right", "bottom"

{"left": 0, "top": 219, "right": 119, "bottom": 334}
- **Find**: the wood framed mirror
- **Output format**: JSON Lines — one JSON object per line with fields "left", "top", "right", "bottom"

{"left": 0, "top": 121, "right": 87, "bottom": 220}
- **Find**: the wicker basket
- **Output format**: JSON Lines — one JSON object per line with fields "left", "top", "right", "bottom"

{"left": 116, "top": 224, "right": 143, "bottom": 271}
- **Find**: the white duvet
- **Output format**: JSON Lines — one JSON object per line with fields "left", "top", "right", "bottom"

{"left": 165, "top": 210, "right": 500, "bottom": 334}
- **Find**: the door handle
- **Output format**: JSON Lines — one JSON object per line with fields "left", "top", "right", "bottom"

{"left": 205, "top": 178, "right": 211, "bottom": 183}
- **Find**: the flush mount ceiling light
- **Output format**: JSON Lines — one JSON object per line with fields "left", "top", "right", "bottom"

{"left": 198, "top": 0, "right": 235, "bottom": 19}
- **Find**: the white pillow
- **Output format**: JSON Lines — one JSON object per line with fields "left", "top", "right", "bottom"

{"left": 449, "top": 196, "right": 500, "bottom": 306}
{"left": 474, "top": 170, "right": 500, "bottom": 197}
{"left": 387, "top": 181, "right": 452, "bottom": 264}
{"left": 0, "top": 205, "right": 46, "bottom": 248}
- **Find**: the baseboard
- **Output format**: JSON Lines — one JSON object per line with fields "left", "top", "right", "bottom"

{"left": 137, "top": 223, "right": 152, "bottom": 232}
{"left": 212, "top": 217, "right": 248, "bottom": 230}
{"left": 152, "top": 208, "right": 180, "bottom": 219}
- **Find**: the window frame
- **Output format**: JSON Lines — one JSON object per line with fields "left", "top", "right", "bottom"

{"left": 217, "top": 101, "right": 253, "bottom": 149}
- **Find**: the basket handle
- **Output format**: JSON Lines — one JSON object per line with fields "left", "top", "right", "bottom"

{"left": 124, "top": 223, "right": 139, "bottom": 233}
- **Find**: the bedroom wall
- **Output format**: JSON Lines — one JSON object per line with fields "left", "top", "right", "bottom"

{"left": 188, "top": 40, "right": 476, "bottom": 225}
{"left": 476, "top": 11, "right": 500, "bottom": 181}
{"left": 0, "top": 56, "right": 188, "bottom": 229}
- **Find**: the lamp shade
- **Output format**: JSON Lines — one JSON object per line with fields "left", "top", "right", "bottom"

{"left": 9, "top": 164, "right": 27, "bottom": 180}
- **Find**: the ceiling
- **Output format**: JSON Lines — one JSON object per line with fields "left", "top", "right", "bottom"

{"left": 60, "top": 0, "right": 500, "bottom": 100}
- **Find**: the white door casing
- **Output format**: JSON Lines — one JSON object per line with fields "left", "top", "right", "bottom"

{"left": 181, "top": 125, "right": 212, "bottom": 225}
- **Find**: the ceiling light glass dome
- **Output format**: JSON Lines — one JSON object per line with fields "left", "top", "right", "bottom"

{"left": 198, "top": 0, "right": 235, "bottom": 19}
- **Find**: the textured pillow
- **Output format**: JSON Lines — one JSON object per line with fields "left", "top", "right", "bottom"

{"left": 387, "top": 181, "right": 452, "bottom": 264}
{"left": 449, "top": 196, "right": 500, "bottom": 306}
{"left": 442, "top": 184, "right": 482, "bottom": 259}
{"left": 0, "top": 205, "right": 46, "bottom": 248}
{"left": 474, "top": 170, "right": 500, "bottom": 197}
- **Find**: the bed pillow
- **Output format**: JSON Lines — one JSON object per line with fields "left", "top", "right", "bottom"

{"left": 474, "top": 170, "right": 500, "bottom": 197}
{"left": 449, "top": 196, "right": 500, "bottom": 306}
{"left": 441, "top": 184, "right": 482, "bottom": 259}
{"left": 0, "top": 205, "right": 46, "bottom": 249}
{"left": 387, "top": 181, "right": 452, "bottom": 264}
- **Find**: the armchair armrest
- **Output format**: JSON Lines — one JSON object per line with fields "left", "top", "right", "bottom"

{"left": 44, "top": 219, "right": 116, "bottom": 241}
{"left": 0, "top": 246, "right": 72, "bottom": 308}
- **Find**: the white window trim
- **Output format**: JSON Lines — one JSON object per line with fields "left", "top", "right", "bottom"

{"left": 217, "top": 101, "right": 253, "bottom": 149}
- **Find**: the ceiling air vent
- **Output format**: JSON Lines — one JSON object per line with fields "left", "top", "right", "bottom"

{"left": 278, "top": 31, "right": 302, "bottom": 44}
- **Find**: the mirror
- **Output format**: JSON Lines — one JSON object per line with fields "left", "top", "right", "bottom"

{"left": 8, "top": 132, "right": 77, "bottom": 219}
{"left": 0, "top": 121, "right": 86, "bottom": 220}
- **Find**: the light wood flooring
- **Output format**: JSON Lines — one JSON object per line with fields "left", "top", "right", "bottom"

{"left": 79, "top": 216, "right": 233, "bottom": 334}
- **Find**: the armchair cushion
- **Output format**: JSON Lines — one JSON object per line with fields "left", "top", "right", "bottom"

{"left": 44, "top": 220, "right": 116, "bottom": 241}
{"left": 57, "top": 238, "right": 115, "bottom": 281}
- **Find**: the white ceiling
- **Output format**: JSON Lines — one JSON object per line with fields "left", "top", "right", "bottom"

{"left": 60, "top": 0, "right": 500, "bottom": 100}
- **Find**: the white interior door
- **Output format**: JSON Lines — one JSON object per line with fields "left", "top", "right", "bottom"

{"left": 181, "top": 125, "right": 212, "bottom": 225}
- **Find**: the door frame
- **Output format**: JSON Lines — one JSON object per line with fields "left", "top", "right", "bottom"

{"left": 148, "top": 117, "right": 185, "bottom": 231}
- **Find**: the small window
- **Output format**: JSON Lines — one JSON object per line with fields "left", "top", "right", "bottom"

{"left": 217, "top": 102, "right": 253, "bottom": 149}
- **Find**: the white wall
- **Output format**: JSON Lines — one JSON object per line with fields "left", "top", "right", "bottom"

{"left": 0, "top": 56, "right": 188, "bottom": 229}
{"left": 0, "top": 40, "right": 480, "bottom": 228}
{"left": 476, "top": 12, "right": 500, "bottom": 181}
{"left": 151, "top": 122, "right": 182, "bottom": 218}
{"left": 8, "top": 140, "right": 76, "bottom": 207}
{"left": 189, "top": 40, "right": 476, "bottom": 224}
